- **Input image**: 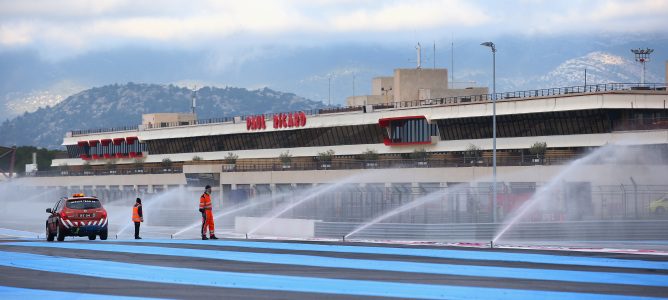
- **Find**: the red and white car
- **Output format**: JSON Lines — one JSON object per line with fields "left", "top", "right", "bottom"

{"left": 46, "top": 194, "right": 108, "bottom": 241}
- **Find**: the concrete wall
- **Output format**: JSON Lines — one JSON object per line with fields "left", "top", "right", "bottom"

{"left": 371, "top": 77, "right": 394, "bottom": 96}
{"left": 235, "top": 217, "right": 318, "bottom": 238}
{"left": 142, "top": 113, "right": 197, "bottom": 126}
{"left": 14, "top": 173, "right": 186, "bottom": 188}
{"left": 435, "top": 87, "right": 489, "bottom": 98}
{"left": 346, "top": 95, "right": 388, "bottom": 106}
{"left": 217, "top": 164, "right": 668, "bottom": 187}
{"left": 394, "top": 68, "right": 448, "bottom": 102}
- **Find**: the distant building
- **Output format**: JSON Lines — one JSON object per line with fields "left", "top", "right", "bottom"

{"left": 142, "top": 113, "right": 197, "bottom": 129}
{"left": 347, "top": 68, "right": 487, "bottom": 106}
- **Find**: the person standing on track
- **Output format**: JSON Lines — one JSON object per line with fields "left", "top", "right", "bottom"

{"left": 199, "top": 185, "right": 217, "bottom": 240}
{"left": 132, "top": 198, "right": 143, "bottom": 239}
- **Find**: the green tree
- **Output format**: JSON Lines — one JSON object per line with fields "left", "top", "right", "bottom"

{"left": 224, "top": 153, "right": 238, "bottom": 164}
{"left": 0, "top": 146, "right": 65, "bottom": 175}
{"left": 317, "top": 149, "right": 335, "bottom": 162}
{"left": 410, "top": 148, "right": 430, "bottom": 161}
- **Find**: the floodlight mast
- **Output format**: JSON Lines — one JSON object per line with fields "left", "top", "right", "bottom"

{"left": 631, "top": 48, "right": 654, "bottom": 85}
{"left": 481, "top": 41, "right": 497, "bottom": 223}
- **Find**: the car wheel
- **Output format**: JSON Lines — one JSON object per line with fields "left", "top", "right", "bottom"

{"left": 88, "top": 234, "right": 96, "bottom": 240}
{"left": 657, "top": 207, "right": 666, "bottom": 215}
{"left": 46, "top": 223, "right": 55, "bottom": 242}
{"left": 99, "top": 228, "right": 108, "bottom": 240}
{"left": 56, "top": 222, "right": 66, "bottom": 241}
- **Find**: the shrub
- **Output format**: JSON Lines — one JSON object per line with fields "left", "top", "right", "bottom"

{"left": 529, "top": 142, "right": 547, "bottom": 157}
{"left": 317, "top": 149, "right": 335, "bottom": 162}
{"left": 279, "top": 151, "right": 292, "bottom": 164}
{"left": 411, "top": 148, "right": 430, "bottom": 161}
{"left": 224, "top": 153, "right": 238, "bottom": 164}
{"left": 360, "top": 149, "right": 379, "bottom": 161}
{"left": 465, "top": 144, "right": 482, "bottom": 159}
{"left": 161, "top": 158, "right": 173, "bottom": 168}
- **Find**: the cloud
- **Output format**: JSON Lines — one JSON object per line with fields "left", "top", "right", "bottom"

{"left": 0, "top": 0, "right": 666, "bottom": 60}
{"left": 525, "top": 0, "right": 668, "bottom": 34}
{"left": 329, "top": 0, "right": 489, "bottom": 32}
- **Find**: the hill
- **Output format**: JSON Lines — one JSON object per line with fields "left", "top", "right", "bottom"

{"left": 0, "top": 83, "right": 326, "bottom": 149}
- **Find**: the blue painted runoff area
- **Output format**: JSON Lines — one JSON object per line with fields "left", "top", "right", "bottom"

{"left": 0, "top": 285, "right": 161, "bottom": 300}
{"left": 124, "top": 239, "right": 668, "bottom": 270}
{"left": 6, "top": 242, "right": 668, "bottom": 288}
{"left": 0, "top": 250, "right": 663, "bottom": 300}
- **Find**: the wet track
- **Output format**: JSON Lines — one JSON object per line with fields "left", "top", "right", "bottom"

{"left": 0, "top": 238, "right": 667, "bottom": 299}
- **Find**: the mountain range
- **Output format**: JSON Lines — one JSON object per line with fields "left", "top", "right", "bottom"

{"left": 2, "top": 33, "right": 666, "bottom": 123}
{"left": 0, "top": 83, "right": 326, "bottom": 149}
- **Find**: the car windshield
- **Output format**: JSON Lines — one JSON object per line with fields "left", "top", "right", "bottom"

{"left": 66, "top": 199, "right": 101, "bottom": 209}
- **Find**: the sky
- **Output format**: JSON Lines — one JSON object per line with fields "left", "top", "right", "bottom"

{"left": 2, "top": 0, "right": 667, "bottom": 61}
{"left": 0, "top": 0, "right": 667, "bottom": 114}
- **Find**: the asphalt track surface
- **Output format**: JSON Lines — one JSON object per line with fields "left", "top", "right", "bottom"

{"left": 0, "top": 238, "right": 667, "bottom": 299}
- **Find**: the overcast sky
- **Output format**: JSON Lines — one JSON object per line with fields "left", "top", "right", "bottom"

{"left": 2, "top": 0, "right": 667, "bottom": 61}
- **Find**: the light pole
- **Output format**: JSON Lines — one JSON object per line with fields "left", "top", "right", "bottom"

{"left": 631, "top": 48, "right": 653, "bottom": 85}
{"left": 481, "top": 41, "right": 497, "bottom": 223}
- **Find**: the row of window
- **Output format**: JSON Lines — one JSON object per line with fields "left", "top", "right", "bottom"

{"left": 66, "top": 143, "right": 148, "bottom": 158}
{"left": 65, "top": 109, "right": 667, "bottom": 158}
{"left": 387, "top": 119, "right": 439, "bottom": 144}
{"left": 436, "top": 110, "right": 612, "bottom": 140}
{"left": 146, "top": 124, "right": 385, "bottom": 155}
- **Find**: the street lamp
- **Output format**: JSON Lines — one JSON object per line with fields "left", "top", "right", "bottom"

{"left": 481, "top": 41, "right": 497, "bottom": 223}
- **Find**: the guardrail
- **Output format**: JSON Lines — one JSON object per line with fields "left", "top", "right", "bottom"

{"left": 69, "top": 82, "right": 667, "bottom": 137}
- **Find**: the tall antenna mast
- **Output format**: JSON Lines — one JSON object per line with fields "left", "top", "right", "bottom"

{"left": 631, "top": 48, "right": 653, "bottom": 85}
{"left": 416, "top": 42, "right": 422, "bottom": 69}
{"left": 451, "top": 35, "right": 454, "bottom": 89}
{"left": 191, "top": 85, "right": 197, "bottom": 114}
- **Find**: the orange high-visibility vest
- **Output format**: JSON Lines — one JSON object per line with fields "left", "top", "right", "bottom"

{"left": 132, "top": 204, "right": 142, "bottom": 222}
{"left": 200, "top": 193, "right": 212, "bottom": 210}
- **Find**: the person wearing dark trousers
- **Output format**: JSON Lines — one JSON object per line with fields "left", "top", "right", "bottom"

{"left": 132, "top": 198, "right": 143, "bottom": 239}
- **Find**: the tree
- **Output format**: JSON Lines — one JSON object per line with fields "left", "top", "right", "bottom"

{"left": 132, "top": 158, "right": 145, "bottom": 170}
{"left": 465, "top": 144, "right": 482, "bottom": 161}
{"left": 529, "top": 142, "right": 547, "bottom": 157}
{"left": 0, "top": 146, "right": 66, "bottom": 174}
{"left": 529, "top": 142, "right": 547, "bottom": 163}
{"left": 105, "top": 159, "right": 117, "bottom": 170}
{"left": 279, "top": 151, "right": 292, "bottom": 165}
{"left": 411, "top": 148, "right": 430, "bottom": 161}
{"left": 161, "top": 158, "right": 173, "bottom": 169}
{"left": 360, "top": 149, "right": 379, "bottom": 161}
{"left": 224, "top": 153, "right": 238, "bottom": 164}
{"left": 316, "top": 149, "right": 335, "bottom": 162}
{"left": 192, "top": 155, "right": 203, "bottom": 161}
